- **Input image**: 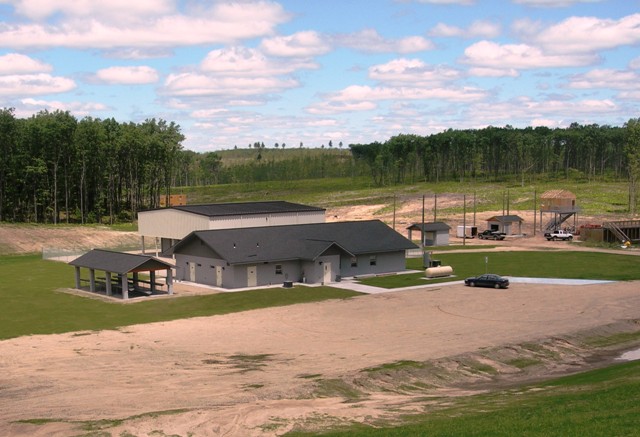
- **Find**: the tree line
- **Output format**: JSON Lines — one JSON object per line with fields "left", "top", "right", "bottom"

{"left": 349, "top": 123, "right": 635, "bottom": 187}
{"left": 0, "top": 108, "right": 184, "bottom": 224}
{"left": 0, "top": 109, "right": 365, "bottom": 224}
{"left": 2, "top": 106, "right": 639, "bottom": 224}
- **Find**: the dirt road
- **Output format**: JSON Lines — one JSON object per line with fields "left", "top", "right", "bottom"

{"left": 1, "top": 280, "right": 639, "bottom": 436}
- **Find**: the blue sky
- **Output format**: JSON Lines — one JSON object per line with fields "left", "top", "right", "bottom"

{"left": 0, "top": 0, "right": 638, "bottom": 151}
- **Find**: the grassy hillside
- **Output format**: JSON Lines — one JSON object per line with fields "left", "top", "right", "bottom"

{"left": 288, "top": 359, "right": 640, "bottom": 436}
{"left": 173, "top": 177, "right": 630, "bottom": 218}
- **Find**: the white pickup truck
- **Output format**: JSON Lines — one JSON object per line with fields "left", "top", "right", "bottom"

{"left": 544, "top": 230, "right": 573, "bottom": 241}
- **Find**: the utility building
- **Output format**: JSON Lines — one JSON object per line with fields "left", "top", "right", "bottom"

{"left": 138, "top": 201, "right": 326, "bottom": 253}
{"left": 170, "top": 220, "right": 418, "bottom": 289}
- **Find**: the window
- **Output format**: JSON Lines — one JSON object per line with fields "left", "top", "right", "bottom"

{"left": 350, "top": 257, "right": 358, "bottom": 267}
{"left": 369, "top": 255, "right": 377, "bottom": 266}
{"left": 275, "top": 264, "right": 283, "bottom": 275}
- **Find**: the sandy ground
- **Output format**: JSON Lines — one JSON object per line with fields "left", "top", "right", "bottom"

{"left": 1, "top": 198, "right": 639, "bottom": 435}
{"left": 0, "top": 224, "right": 139, "bottom": 255}
{"left": 1, "top": 280, "right": 640, "bottom": 436}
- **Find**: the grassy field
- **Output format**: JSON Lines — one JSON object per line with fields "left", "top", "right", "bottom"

{"left": 3, "top": 250, "right": 639, "bottom": 339}
{"left": 358, "top": 250, "right": 640, "bottom": 288}
{"left": 288, "top": 359, "right": 640, "bottom": 436}
{"left": 174, "top": 178, "right": 631, "bottom": 219}
{"left": 0, "top": 255, "right": 360, "bottom": 340}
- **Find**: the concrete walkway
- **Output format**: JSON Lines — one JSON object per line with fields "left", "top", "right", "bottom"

{"left": 329, "top": 276, "right": 614, "bottom": 295}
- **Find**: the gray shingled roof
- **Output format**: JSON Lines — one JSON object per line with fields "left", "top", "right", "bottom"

{"left": 147, "top": 201, "right": 325, "bottom": 217}
{"left": 69, "top": 249, "right": 172, "bottom": 274}
{"left": 407, "top": 222, "right": 451, "bottom": 232}
{"left": 172, "top": 220, "right": 418, "bottom": 265}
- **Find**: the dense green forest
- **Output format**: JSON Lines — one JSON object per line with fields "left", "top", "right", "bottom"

{"left": 0, "top": 106, "right": 639, "bottom": 224}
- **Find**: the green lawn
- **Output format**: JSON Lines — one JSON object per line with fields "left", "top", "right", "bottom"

{"left": 0, "top": 255, "right": 360, "bottom": 340}
{"left": 358, "top": 250, "right": 640, "bottom": 288}
{"left": 288, "top": 359, "right": 640, "bottom": 436}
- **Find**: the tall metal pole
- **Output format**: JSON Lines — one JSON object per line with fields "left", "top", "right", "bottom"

{"left": 533, "top": 189, "right": 537, "bottom": 237}
{"left": 463, "top": 194, "right": 467, "bottom": 246}
{"left": 502, "top": 191, "right": 506, "bottom": 233}
{"left": 392, "top": 194, "right": 396, "bottom": 231}
{"left": 433, "top": 193, "right": 437, "bottom": 222}
{"left": 473, "top": 191, "right": 476, "bottom": 227}
{"left": 421, "top": 194, "right": 425, "bottom": 248}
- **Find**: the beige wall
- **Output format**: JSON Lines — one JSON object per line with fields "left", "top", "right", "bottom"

{"left": 139, "top": 209, "right": 326, "bottom": 240}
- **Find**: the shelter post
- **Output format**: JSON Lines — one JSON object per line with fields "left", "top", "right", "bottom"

{"left": 89, "top": 269, "right": 96, "bottom": 292}
{"left": 167, "top": 269, "right": 173, "bottom": 295}
{"left": 121, "top": 274, "right": 129, "bottom": 300}
{"left": 105, "top": 271, "right": 112, "bottom": 296}
{"left": 150, "top": 271, "right": 156, "bottom": 293}
{"left": 74, "top": 266, "right": 81, "bottom": 289}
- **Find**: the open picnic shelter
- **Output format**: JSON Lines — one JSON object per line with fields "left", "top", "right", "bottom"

{"left": 69, "top": 249, "right": 174, "bottom": 299}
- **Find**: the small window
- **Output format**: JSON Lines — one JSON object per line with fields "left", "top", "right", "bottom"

{"left": 275, "top": 264, "right": 283, "bottom": 275}
{"left": 369, "top": 255, "right": 377, "bottom": 266}
{"left": 350, "top": 257, "right": 358, "bottom": 267}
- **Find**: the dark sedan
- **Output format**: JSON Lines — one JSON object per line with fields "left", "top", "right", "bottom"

{"left": 464, "top": 274, "right": 509, "bottom": 289}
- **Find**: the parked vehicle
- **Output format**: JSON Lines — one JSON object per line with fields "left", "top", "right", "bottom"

{"left": 477, "top": 230, "right": 505, "bottom": 240}
{"left": 544, "top": 230, "right": 573, "bottom": 241}
{"left": 464, "top": 274, "right": 509, "bottom": 289}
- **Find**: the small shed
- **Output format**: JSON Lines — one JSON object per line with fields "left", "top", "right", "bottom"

{"left": 69, "top": 249, "right": 174, "bottom": 299}
{"left": 407, "top": 222, "right": 451, "bottom": 246}
{"left": 486, "top": 215, "right": 524, "bottom": 235}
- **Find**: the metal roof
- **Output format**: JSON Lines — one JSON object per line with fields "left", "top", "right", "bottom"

{"left": 407, "top": 222, "right": 451, "bottom": 232}
{"left": 540, "top": 189, "right": 576, "bottom": 199}
{"left": 143, "top": 201, "right": 325, "bottom": 217}
{"left": 69, "top": 249, "right": 173, "bottom": 274}
{"left": 486, "top": 215, "right": 524, "bottom": 223}
{"left": 172, "top": 220, "right": 418, "bottom": 265}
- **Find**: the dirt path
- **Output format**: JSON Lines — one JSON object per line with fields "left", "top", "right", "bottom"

{"left": 1, "top": 280, "right": 639, "bottom": 436}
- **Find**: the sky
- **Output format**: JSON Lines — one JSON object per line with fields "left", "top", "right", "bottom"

{"left": 0, "top": 0, "right": 639, "bottom": 152}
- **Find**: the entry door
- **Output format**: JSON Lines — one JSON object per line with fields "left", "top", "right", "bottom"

{"left": 247, "top": 265, "right": 257, "bottom": 287}
{"left": 215, "top": 266, "right": 223, "bottom": 287}
{"left": 189, "top": 262, "right": 196, "bottom": 282}
{"left": 323, "top": 262, "right": 332, "bottom": 284}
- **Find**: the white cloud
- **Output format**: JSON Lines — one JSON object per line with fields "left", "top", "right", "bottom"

{"left": 163, "top": 73, "right": 298, "bottom": 98}
{"left": 0, "top": 1, "right": 289, "bottom": 50}
{"left": 306, "top": 84, "right": 487, "bottom": 115}
{"left": 532, "top": 14, "right": 640, "bottom": 54}
{"left": 368, "top": 58, "right": 462, "bottom": 85}
{"left": 18, "top": 97, "right": 108, "bottom": 116}
{"left": 468, "top": 67, "right": 519, "bottom": 77}
{"left": 566, "top": 69, "right": 640, "bottom": 90}
{"left": 201, "top": 46, "right": 318, "bottom": 76}
{"left": 630, "top": 57, "right": 640, "bottom": 70}
{"left": 94, "top": 66, "right": 159, "bottom": 84}
{"left": 335, "top": 29, "right": 434, "bottom": 54}
{"left": 513, "top": 0, "right": 603, "bottom": 7}
{"left": 0, "top": 53, "right": 52, "bottom": 74}
{"left": 0, "top": 73, "right": 75, "bottom": 96}
{"left": 1, "top": 0, "right": 175, "bottom": 22}
{"left": 465, "top": 97, "right": 618, "bottom": 126}
{"left": 430, "top": 20, "right": 501, "bottom": 38}
{"left": 306, "top": 101, "right": 378, "bottom": 115}
{"left": 405, "top": 0, "right": 475, "bottom": 4}
{"left": 461, "top": 40, "right": 598, "bottom": 69}
{"left": 260, "top": 31, "right": 331, "bottom": 57}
